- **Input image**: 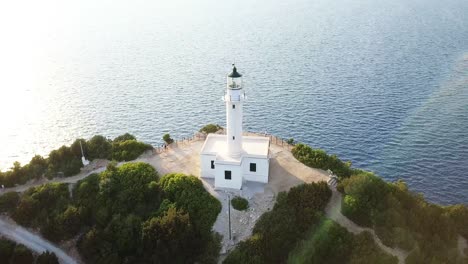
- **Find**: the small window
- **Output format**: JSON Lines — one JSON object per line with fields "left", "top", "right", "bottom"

{"left": 250, "top": 163, "right": 257, "bottom": 172}
{"left": 232, "top": 105, "right": 236, "bottom": 109}
{"left": 225, "top": 170, "right": 232, "bottom": 180}
{"left": 211, "top": 160, "right": 215, "bottom": 169}
{"left": 233, "top": 136, "right": 235, "bottom": 140}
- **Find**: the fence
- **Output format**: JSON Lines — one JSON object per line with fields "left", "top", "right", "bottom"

{"left": 152, "top": 133, "right": 207, "bottom": 154}
{"left": 152, "top": 129, "right": 296, "bottom": 154}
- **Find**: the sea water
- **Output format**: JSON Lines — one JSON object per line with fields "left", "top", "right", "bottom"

{"left": 0, "top": 0, "right": 467, "bottom": 204}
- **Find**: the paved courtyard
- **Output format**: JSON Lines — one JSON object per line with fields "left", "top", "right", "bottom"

{"left": 137, "top": 135, "right": 330, "bottom": 255}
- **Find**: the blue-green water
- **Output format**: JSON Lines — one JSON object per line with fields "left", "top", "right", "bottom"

{"left": 1, "top": 0, "right": 467, "bottom": 204}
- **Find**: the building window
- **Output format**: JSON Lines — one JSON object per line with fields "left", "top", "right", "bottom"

{"left": 232, "top": 105, "right": 235, "bottom": 109}
{"left": 211, "top": 160, "right": 215, "bottom": 169}
{"left": 233, "top": 136, "right": 235, "bottom": 140}
{"left": 225, "top": 170, "right": 232, "bottom": 180}
{"left": 250, "top": 163, "right": 257, "bottom": 172}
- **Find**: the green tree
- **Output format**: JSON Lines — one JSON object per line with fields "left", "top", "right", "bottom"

{"left": 58, "top": 205, "right": 82, "bottom": 238}
{"left": 10, "top": 244, "right": 34, "bottom": 264}
{"left": 27, "top": 155, "right": 48, "bottom": 179}
{"left": 114, "top": 133, "right": 137, "bottom": 142}
{"left": 162, "top": 133, "right": 174, "bottom": 144}
{"left": 37, "top": 251, "right": 59, "bottom": 264}
{"left": 0, "top": 238, "right": 16, "bottom": 262}
{"left": 199, "top": 124, "right": 221, "bottom": 134}
{"left": 0, "top": 191, "right": 20, "bottom": 213}
{"left": 142, "top": 207, "right": 197, "bottom": 263}
{"left": 111, "top": 140, "right": 152, "bottom": 161}
{"left": 159, "top": 173, "right": 221, "bottom": 235}
{"left": 86, "top": 135, "right": 112, "bottom": 160}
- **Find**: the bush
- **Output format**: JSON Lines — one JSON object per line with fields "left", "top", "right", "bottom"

{"left": 159, "top": 173, "right": 222, "bottom": 235}
{"left": 7, "top": 164, "right": 221, "bottom": 264}
{"left": 113, "top": 133, "right": 137, "bottom": 142}
{"left": 200, "top": 124, "right": 221, "bottom": 134}
{"left": 11, "top": 244, "right": 34, "bottom": 264}
{"left": 231, "top": 196, "right": 248, "bottom": 211}
{"left": 291, "top": 143, "right": 354, "bottom": 179}
{"left": 37, "top": 251, "right": 59, "bottom": 264}
{"left": 11, "top": 182, "right": 71, "bottom": 240}
{"left": 142, "top": 207, "right": 197, "bottom": 263}
{"left": 339, "top": 174, "right": 465, "bottom": 263}
{"left": 224, "top": 182, "right": 332, "bottom": 264}
{"left": 162, "top": 133, "right": 174, "bottom": 144}
{"left": 0, "top": 191, "right": 20, "bottom": 213}
{"left": 0, "top": 238, "right": 16, "bottom": 262}
{"left": 86, "top": 135, "right": 112, "bottom": 160}
{"left": 0, "top": 133, "right": 151, "bottom": 187}
{"left": 111, "top": 140, "right": 152, "bottom": 161}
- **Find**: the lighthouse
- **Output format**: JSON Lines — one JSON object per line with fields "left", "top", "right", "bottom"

{"left": 200, "top": 65, "right": 270, "bottom": 189}
{"left": 224, "top": 65, "right": 245, "bottom": 158}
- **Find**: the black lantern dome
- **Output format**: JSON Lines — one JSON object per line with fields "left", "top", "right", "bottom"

{"left": 228, "top": 65, "right": 242, "bottom": 78}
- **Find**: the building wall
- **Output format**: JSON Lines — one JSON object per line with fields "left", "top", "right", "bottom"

{"left": 242, "top": 157, "right": 269, "bottom": 183}
{"left": 200, "top": 154, "right": 216, "bottom": 178}
{"left": 225, "top": 88, "right": 244, "bottom": 156}
{"left": 215, "top": 163, "right": 242, "bottom": 189}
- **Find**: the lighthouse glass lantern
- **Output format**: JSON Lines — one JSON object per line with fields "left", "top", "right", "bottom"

{"left": 227, "top": 65, "right": 242, "bottom": 89}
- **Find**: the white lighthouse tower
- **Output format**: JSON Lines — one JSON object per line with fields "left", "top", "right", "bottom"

{"left": 224, "top": 65, "right": 245, "bottom": 158}
{"left": 200, "top": 65, "right": 270, "bottom": 189}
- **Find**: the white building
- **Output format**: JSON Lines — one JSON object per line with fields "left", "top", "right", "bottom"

{"left": 200, "top": 65, "right": 270, "bottom": 189}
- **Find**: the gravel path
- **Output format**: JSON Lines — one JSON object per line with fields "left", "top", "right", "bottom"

{"left": 325, "top": 187, "right": 409, "bottom": 264}
{"left": 0, "top": 216, "right": 77, "bottom": 264}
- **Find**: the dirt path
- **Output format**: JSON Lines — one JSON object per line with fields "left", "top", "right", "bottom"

{"left": 0, "top": 216, "right": 77, "bottom": 264}
{"left": 325, "top": 187, "right": 409, "bottom": 264}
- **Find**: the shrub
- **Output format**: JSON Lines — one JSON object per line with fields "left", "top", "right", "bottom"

{"left": 231, "top": 196, "right": 248, "bottom": 211}
{"left": 37, "top": 251, "right": 59, "bottom": 264}
{"left": 291, "top": 143, "right": 354, "bottom": 179}
{"left": 10, "top": 244, "right": 34, "bottom": 264}
{"left": 86, "top": 135, "right": 112, "bottom": 160}
{"left": 142, "top": 207, "right": 197, "bottom": 263}
{"left": 159, "top": 173, "right": 222, "bottom": 235}
{"left": 225, "top": 182, "right": 332, "bottom": 264}
{"left": 0, "top": 238, "right": 16, "bottom": 262}
{"left": 200, "top": 124, "right": 221, "bottom": 134}
{"left": 113, "top": 133, "right": 137, "bottom": 142}
{"left": 162, "top": 133, "right": 174, "bottom": 144}
{"left": 0, "top": 191, "right": 20, "bottom": 213}
{"left": 111, "top": 140, "right": 152, "bottom": 161}
{"left": 339, "top": 174, "right": 465, "bottom": 262}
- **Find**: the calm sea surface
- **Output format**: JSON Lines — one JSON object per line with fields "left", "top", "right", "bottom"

{"left": 0, "top": 0, "right": 467, "bottom": 205}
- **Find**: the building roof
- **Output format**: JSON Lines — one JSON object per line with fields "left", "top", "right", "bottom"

{"left": 228, "top": 65, "right": 242, "bottom": 78}
{"left": 200, "top": 134, "right": 269, "bottom": 160}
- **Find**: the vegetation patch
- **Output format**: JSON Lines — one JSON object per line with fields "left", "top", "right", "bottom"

{"left": 200, "top": 124, "right": 222, "bottom": 134}
{"left": 0, "top": 133, "right": 152, "bottom": 187}
{"left": 339, "top": 173, "right": 468, "bottom": 263}
{"left": 231, "top": 196, "right": 249, "bottom": 211}
{"left": 288, "top": 219, "right": 397, "bottom": 264}
{"left": 224, "top": 182, "right": 332, "bottom": 264}
{"left": 291, "top": 143, "right": 361, "bottom": 179}
{"left": 162, "top": 133, "right": 174, "bottom": 144}
{"left": 0, "top": 237, "right": 59, "bottom": 264}
{"left": 5, "top": 164, "right": 222, "bottom": 263}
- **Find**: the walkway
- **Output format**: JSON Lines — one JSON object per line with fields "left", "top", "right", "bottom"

{"left": 325, "top": 186, "right": 409, "bottom": 264}
{"left": 0, "top": 216, "right": 77, "bottom": 264}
